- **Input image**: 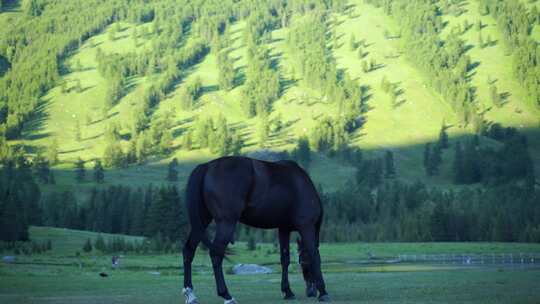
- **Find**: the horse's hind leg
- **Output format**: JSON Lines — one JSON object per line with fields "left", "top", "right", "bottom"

{"left": 279, "top": 228, "right": 295, "bottom": 300}
{"left": 183, "top": 217, "right": 211, "bottom": 303}
{"left": 299, "top": 227, "right": 330, "bottom": 302}
{"left": 210, "top": 221, "right": 237, "bottom": 303}
{"left": 183, "top": 232, "right": 200, "bottom": 303}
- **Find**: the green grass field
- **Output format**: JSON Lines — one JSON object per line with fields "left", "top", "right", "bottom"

{"left": 3, "top": 0, "right": 538, "bottom": 198}
{"left": 1, "top": 227, "right": 540, "bottom": 303}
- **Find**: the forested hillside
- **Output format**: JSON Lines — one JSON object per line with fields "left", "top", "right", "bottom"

{"left": 1, "top": 0, "right": 539, "bottom": 243}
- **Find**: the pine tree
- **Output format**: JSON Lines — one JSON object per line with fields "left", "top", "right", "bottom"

{"left": 83, "top": 238, "right": 93, "bottom": 252}
{"left": 384, "top": 150, "right": 396, "bottom": 178}
{"left": 47, "top": 138, "right": 59, "bottom": 165}
{"left": 182, "top": 130, "right": 193, "bottom": 150}
{"left": 33, "top": 153, "right": 50, "bottom": 184}
{"left": 132, "top": 27, "right": 138, "bottom": 47}
{"left": 75, "top": 157, "right": 86, "bottom": 183}
{"left": 476, "top": 20, "right": 482, "bottom": 32}
{"left": 258, "top": 115, "right": 269, "bottom": 148}
{"left": 362, "top": 60, "right": 369, "bottom": 73}
{"left": 453, "top": 141, "right": 465, "bottom": 184}
{"left": 61, "top": 81, "right": 67, "bottom": 94}
{"left": 75, "top": 79, "right": 82, "bottom": 93}
{"left": 462, "top": 139, "right": 481, "bottom": 184}
{"left": 430, "top": 202, "right": 449, "bottom": 241}
{"left": 160, "top": 130, "right": 173, "bottom": 155}
{"left": 230, "top": 131, "right": 243, "bottom": 156}
{"left": 167, "top": 158, "right": 178, "bottom": 182}
{"left": 94, "top": 160, "right": 105, "bottom": 183}
{"left": 370, "top": 58, "right": 376, "bottom": 71}
{"left": 490, "top": 85, "right": 502, "bottom": 107}
{"left": 218, "top": 51, "right": 235, "bottom": 91}
{"left": 48, "top": 170, "right": 56, "bottom": 185}
{"left": 145, "top": 186, "right": 170, "bottom": 237}
{"left": 438, "top": 124, "right": 449, "bottom": 149}
{"left": 423, "top": 143, "right": 431, "bottom": 174}
{"left": 126, "top": 139, "right": 137, "bottom": 164}
{"left": 349, "top": 34, "right": 357, "bottom": 51}
{"left": 357, "top": 46, "right": 364, "bottom": 59}
{"left": 136, "top": 132, "right": 150, "bottom": 163}
{"left": 431, "top": 144, "right": 442, "bottom": 175}
{"left": 295, "top": 135, "right": 311, "bottom": 170}
{"left": 95, "top": 235, "right": 106, "bottom": 252}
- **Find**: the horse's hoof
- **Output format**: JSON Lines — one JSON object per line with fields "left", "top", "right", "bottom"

{"left": 185, "top": 297, "right": 199, "bottom": 304}
{"left": 224, "top": 298, "right": 238, "bottom": 304}
{"left": 283, "top": 292, "right": 296, "bottom": 300}
{"left": 318, "top": 294, "right": 331, "bottom": 302}
{"left": 183, "top": 288, "right": 199, "bottom": 304}
{"left": 306, "top": 289, "right": 317, "bottom": 298}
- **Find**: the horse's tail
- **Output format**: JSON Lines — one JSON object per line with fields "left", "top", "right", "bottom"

{"left": 315, "top": 203, "right": 323, "bottom": 248}
{"left": 315, "top": 214, "right": 323, "bottom": 247}
{"left": 186, "top": 164, "right": 213, "bottom": 250}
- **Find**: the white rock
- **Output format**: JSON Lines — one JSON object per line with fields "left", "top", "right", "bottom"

{"left": 232, "top": 264, "right": 272, "bottom": 275}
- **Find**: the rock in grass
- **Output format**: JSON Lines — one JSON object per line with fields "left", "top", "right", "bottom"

{"left": 232, "top": 264, "right": 272, "bottom": 275}
{"left": 2, "top": 256, "right": 15, "bottom": 263}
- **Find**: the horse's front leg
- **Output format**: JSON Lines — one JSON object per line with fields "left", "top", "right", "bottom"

{"left": 278, "top": 228, "right": 295, "bottom": 300}
{"left": 211, "top": 221, "right": 238, "bottom": 304}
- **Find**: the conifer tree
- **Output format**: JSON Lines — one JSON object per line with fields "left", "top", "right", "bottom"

{"left": 453, "top": 141, "right": 465, "bottom": 184}
{"left": 75, "top": 157, "right": 86, "bottom": 183}
{"left": 94, "top": 160, "right": 105, "bottom": 183}
{"left": 83, "top": 238, "right": 93, "bottom": 252}
{"left": 258, "top": 115, "right": 269, "bottom": 147}
{"left": 182, "top": 130, "right": 193, "bottom": 150}
{"left": 160, "top": 130, "right": 173, "bottom": 155}
{"left": 47, "top": 138, "right": 59, "bottom": 165}
{"left": 384, "top": 150, "right": 396, "bottom": 178}
{"left": 167, "top": 158, "right": 178, "bottom": 182}
{"left": 218, "top": 51, "right": 235, "bottom": 91}
{"left": 294, "top": 135, "right": 311, "bottom": 170}
{"left": 349, "top": 34, "right": 357, "bottom": 51}
{"left": 438, "top": 124, "right": 449, "bottom": 149}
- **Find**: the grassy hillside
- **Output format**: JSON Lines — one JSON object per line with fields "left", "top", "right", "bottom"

{"left": 4, "top": 0, "right": 540, "bottom": 195}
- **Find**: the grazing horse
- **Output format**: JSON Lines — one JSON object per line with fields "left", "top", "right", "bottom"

{"left": 182, "top": 156, "right": 330, "bottom": 304}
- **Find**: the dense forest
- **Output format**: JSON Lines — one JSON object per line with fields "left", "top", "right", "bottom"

{"left": 1, "top": 122, "right": 538, "bottom": 244}
{"left": 1, "top": 0, "right": 539, "bottom": 245}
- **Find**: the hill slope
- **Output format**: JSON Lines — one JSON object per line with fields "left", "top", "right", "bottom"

{"left": 2, "top": 0, "right": 539, "bottom": 194}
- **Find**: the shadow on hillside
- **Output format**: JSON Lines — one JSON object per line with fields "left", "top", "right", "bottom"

{"left": 201, "top": 84, "right": 219, "bottom": 95}
{"left": 82, "top": 132, "right": 103, "bottom": 142}
{"left": 0, "top": 55, "right": 10, "bottom": 77}
{"left": 59, "top": 147, "right": 86, "bottom": 155}
{"left": 21, "top": 99, "right": 51, "bottom": 141}
{"left": 266, "top": 118, "right": 300, "bottom": 147}
{"left": 171, "top": 116, "right": 196, "bottom": 139}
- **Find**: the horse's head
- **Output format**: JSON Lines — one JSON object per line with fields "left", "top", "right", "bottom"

{"left": 296, "top": 238, "right": 317, "bottom": 297}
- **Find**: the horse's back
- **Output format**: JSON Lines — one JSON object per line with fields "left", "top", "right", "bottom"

{"left": 200, "top": 156, "right": 321, "bottom": 229}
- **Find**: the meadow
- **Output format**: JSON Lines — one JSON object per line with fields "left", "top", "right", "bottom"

{"left": 1, "top": 227, "right": 540, "bottom": 304}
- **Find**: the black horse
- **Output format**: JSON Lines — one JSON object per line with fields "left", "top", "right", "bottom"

{"left": 182, "top": 156, "right": 330, "bottom": 304}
